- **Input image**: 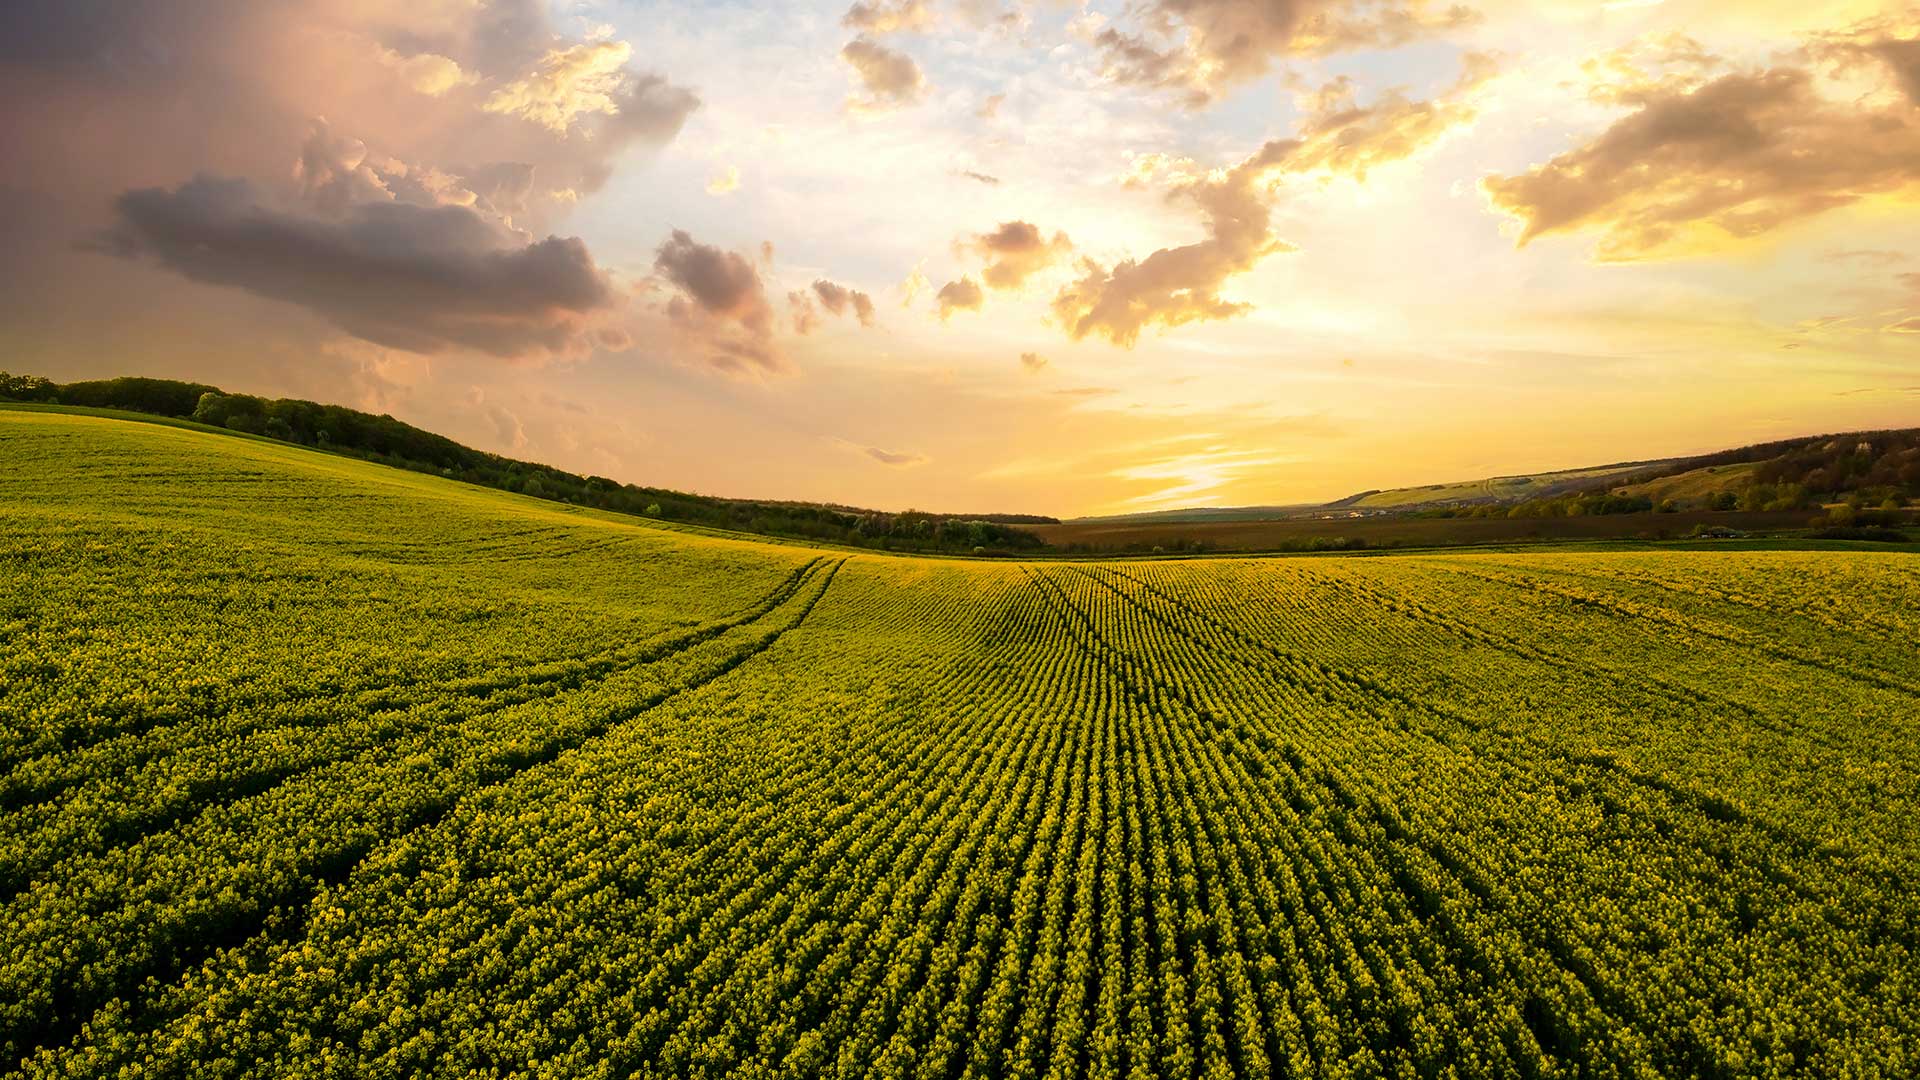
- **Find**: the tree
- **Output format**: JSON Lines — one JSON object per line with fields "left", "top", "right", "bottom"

{"left": 0, "top": 371, "right": 55, "bottom": 401}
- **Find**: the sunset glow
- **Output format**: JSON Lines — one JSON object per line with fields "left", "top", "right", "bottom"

{"left": 4, "top": 0, "right": 1917, "bottom": 514}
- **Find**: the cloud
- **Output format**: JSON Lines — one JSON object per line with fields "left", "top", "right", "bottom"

{"left": 486, "top": 41, "right": 658, "bottom": 135}
{"left": 978, "top": 93, "right": 1006, "bottom": 119}
{"left": 292, "top": 120, "right": 404, "bottom": 215}
{"left": 1, "top": 0, "right": 703, "bottom": 380}
{"left": 98, "top": 173, "right": 617, "bottom": 359}
{"left": 936, "top": 276, "right": 985, "bottom": 319}
{"left": 373, "top": 47, "right": 474, "bottom": 97}
{"left": 791, "top": 280, "right": 877, "bottom": 333}
{"left": 479, "top": 41, "right": 699, "bottom": 175}
{"left": 0, "top": 2, "right": 699, "bottom": 215}
{"left": 843, "top": 0, "right": 936, "bottom": 34}
{"left": 1824, "top": 249, "right": 1909, "bottom": 265}
{"left": 865, "top": 445, "right": 928, "bottom": 466}
{"left": 812, "top": 279, "right": 878, "bottom": 326}
{"left": 968, "top": 221, "right": 1074, "bottom": 290}
{"left": 654, "top": 229, "right": 784, "bottom": 374}
{"left": 1809, "top": 10, "right": 1920, "bottom": 105}
{"left": 1580, "top": 32, "right": 1726, "bottom": 106}
{"left": 1089, "top": 0, "right": 1479, "bottom": 106}
{"left": 900, "top": 261, "right": 931, "bottom": 307}
{"left": 1285, "top": 52, "right": 1497, "bottom": 179}
{"left": 1055, "top": 55, "right": 1489, "bottom": 346}
{"left": 841, "top": 36, "right": 927, "bottom": 108}
{"left": 707, "top": 165, "right": 741, "bottom": 195}
{"left": 1483, "top": 57, "right": 1920, "bottom": 260}
{"left": 957, "top": 170, "right": 1002, "bottom": 185}
{"left": 1020, "top": 351, "right": 1049, "bottom": 372}
{"left": 1886, "top": 271, "right": 1920, "bottom": 332}
{"left": 486, "top": 402, "right": 530, "bottom": 450}
{"left": 788, "top": 290, "right": 822, "bottom": 335}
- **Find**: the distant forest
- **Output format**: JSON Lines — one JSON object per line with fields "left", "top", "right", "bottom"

{"left": 0, "top": 372, "right": 1054, "bottom": 554}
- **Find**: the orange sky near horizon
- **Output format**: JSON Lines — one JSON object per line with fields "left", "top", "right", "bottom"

{"left": 1, "top": 0, "right": 1916, "bottom": 515}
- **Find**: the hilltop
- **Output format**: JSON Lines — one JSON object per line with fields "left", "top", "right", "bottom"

{"left": 6, "top": 369, "right": 1914, "bottom": 556}
{"left": 1041, "top": 428, "right": 1918, "bottom": 552}
{"left": 0, "top": 371, "right": 1052, "bottom": 556}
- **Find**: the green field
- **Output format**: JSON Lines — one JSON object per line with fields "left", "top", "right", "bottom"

{"left": 1342, "top": 464, "right": 1667, "bottom": 510}
{"left": 4, "top": 411, "right": 1919, "bottom": 1078}
{"left": 1610, "top": 463, "right": 1760, "bottom": 505}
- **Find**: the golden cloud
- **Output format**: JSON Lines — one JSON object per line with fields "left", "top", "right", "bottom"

{"left": 1090, "top": 0, "right": 1479, "bottom": 106}
{"left": 485, "top": 41, "right": 633, "bottom": 133}
{"left": 1056, "top": 54, "right": 1494, "bottom": 346}
{"left": 373, "top": 46, "right": 474, "bottom": 97}
{"left": 1286, "top": 52, "right": 1497, "bottom": 180}
{"left": 841, "top": 36, "right": 926, "bottom": 109}
{"left": 843, "top": 0, "right": 936, "bottom": 34}
{"left": 1483, "top": 44, "right": 1920, "bottom": 261}
{"left": 967, "top": 221, "right": 1075, "bottom": 290}
{"left": 936, "top": 277, "right": 985, "bottom": 319}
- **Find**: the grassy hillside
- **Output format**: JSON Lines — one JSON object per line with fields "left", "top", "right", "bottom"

{"left": 1613, "top": 461, "right": 1761, "bottom": 503}
{"left": 5, "top": 411, "right": 1920, "bottom": 1076}
{"left": 1340, "top": 461, "right": 1667, "bottom": 509}
{"left": 0, "top": 372, "right": 1052, "bottom": 555}
{"left": 1343, "top": 429, "right": 1920, "bottom": 515}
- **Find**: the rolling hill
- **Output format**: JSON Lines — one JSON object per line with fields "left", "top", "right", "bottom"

{"left": 1336, "top": 461, "right": 1677, "bottom": 510}
{"left": 1075, "top": 430, "right": 1920, "bottom": 528}
{"left": 3, "top": 409, "right": 1919, "bottom": 1075}
{"left": 0, "top": 372, "right": 1052, "bottom": 555}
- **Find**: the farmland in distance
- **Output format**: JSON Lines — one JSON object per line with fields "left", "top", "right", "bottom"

{"left": 3, "top": 410, "right": 1918, "bottom": 1078}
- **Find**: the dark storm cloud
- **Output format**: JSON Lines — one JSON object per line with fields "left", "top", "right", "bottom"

{"left": 99, "top": 175, "right": 617, "bottom": 359}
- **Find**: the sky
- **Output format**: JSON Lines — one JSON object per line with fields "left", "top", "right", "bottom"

{"left": 2, "top": 0, "right": 1917, "bottom": 516}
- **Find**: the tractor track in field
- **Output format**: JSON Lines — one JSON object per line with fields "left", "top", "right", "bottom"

{"left": 1, "top": 559, "right": 843, "bottom": 1071}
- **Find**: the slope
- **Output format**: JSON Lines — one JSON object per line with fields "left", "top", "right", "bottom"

{"left": 3, "top": 410, "right": 1919, "bottom": 1078}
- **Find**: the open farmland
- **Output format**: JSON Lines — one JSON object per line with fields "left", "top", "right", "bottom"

{"left": 4, "top": 411, "right": 1920, "bottom": 1078}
